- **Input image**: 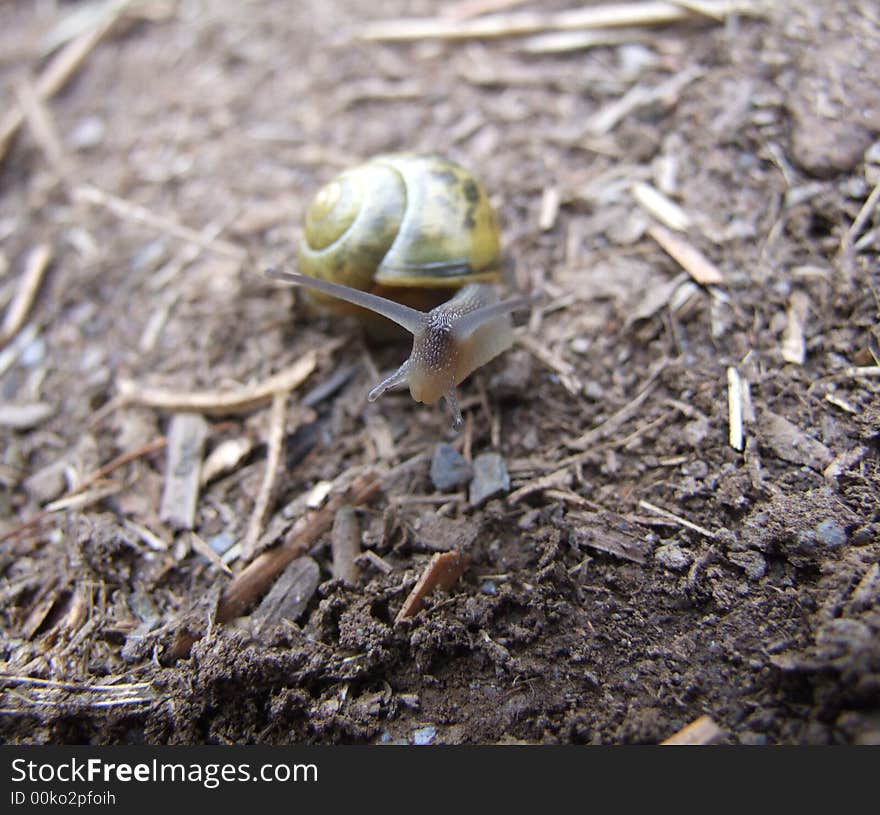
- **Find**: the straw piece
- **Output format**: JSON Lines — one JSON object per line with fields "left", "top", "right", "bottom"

{"left": 632, "top": 182, "right": 692, "bottom": 231}
{"left": 0, "top": 244, "right": 53, "bottom": 348}
{"left": 727, "top": 366, "right": 744, "bottom": 452}
{"left": 361, "top": 1, "right": 760, "bottom": 41}
{"left": 648, "top": 223, "right": 724, "bottom": 285}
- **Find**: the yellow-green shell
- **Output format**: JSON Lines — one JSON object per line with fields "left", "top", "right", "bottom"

{"left": 297, "top": 154, "right": 501, "bottom": 301}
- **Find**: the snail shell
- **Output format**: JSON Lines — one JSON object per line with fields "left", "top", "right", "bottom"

{"left": 297, "top": 153, "right": 502, "bottom": 313}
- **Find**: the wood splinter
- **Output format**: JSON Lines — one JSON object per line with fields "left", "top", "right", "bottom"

{"left": 395, "top": 550, "right": 470, "bottom": 624}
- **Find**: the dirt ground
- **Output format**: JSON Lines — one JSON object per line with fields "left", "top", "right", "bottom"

{"left": 0, "top": 0, "right": 878, "bottom": 745}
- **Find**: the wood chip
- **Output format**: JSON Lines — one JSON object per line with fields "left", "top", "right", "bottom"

{"left": 395, "top": 550, "right": 470, "bottom": 623}
{"left": 648, "top": 222, "right": 724, "bottom": 285}
{"left": 200, "top": 436, "right": 255, "bottom": 485}
{"left": 0, "top": 244, "right": 53, "bottom": 348}
{"left": 632, "top": 182, "right": 692, "bottom": 231}
{"left": 539, "top": 186, "right": 560, "bottom": 231}
{"left": 660, "top": 714, "right": 724, "bottom": 745}
{"left": 780, "top": 290, "right": 809, "bottom": 365}
{"left": 0, "top": 401, "right": 54, "bottom": 430}
{"left": 570, "top": 513, "right": 651, "bottom": 564}
{"left": 159, "top": 413, "right": 208, "bottom": 530}
{"left": 251, "top": 557, "right": 321, "bottom": 637}
{"left": 117, "top": 352, "right": 317, "bottom": 416}
{"left": 331, "top": 505, "right": 361, "bottom": 583}
{"left": 758, "top": 410, "right": 832, "bottom": 471}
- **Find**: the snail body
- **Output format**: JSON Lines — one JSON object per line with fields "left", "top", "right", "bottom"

{"left": 297, "top": 153, "right": 502, "bottom": 315}
{"left": 267, "top": 269, "right": 532, "bottom": 429}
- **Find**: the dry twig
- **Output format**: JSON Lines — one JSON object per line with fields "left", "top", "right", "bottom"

{"left": 638, "top": 499, "right": 717, "bottom": 539}
{"left": 0, "top": 245, "right": 53, "bottom": 349}
{"left": 242, "top": 391, "right": 291, "bottom": 560}
{"left": 117, "top": 352, "right": 318, "bottom": 415}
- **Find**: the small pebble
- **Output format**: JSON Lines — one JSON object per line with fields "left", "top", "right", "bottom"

{"left": 851, "top": 526, "right": 873, "bottom": 546}
{"left": 430, "top": 443, "right": 473, "bottom": 492}
{"left": 815, "top": 519, "right": 846, "bottom": 549}
{"left": 23, "top": 461, "right": 67, "bottom": 504}
{"left": 469, "top": 452, "right": 510, "bottom": 506}
{"left": 655, "top": 543, "right": 690, "bottom": 572}
{"left": 208, "top": 532, "right": 236, "bottom": 556}
{"left": 69, "top": 116, "right": 106, "bottom": 151}
{"left": 130, "top": 239, "right": 168, "bottom": 274}
{"left": 728, "top": 550, "right": 767, "bottom": 581}
{"left": 412, "top": 726, "right": 436, "bottom": 746}
{"left": 0, "top": 401, "right": 54, "bottom": 430}
{"left": 480, "top": 580, "right": 497, "bottom": 595}
{"left": 19, "top": 337, "right": 46, "bottom": 368}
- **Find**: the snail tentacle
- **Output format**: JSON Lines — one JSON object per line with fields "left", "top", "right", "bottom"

{"left": 443, "top": 389, "right": 463, "bottom": 430}
{"left": 452, "top": 295, "right": 536, "bottom": 341}
{"left": 266, "top": 269, "right": 425, "bottom": 335}
{"left": 367, "top": 359, "right": 412, "bottom": 402}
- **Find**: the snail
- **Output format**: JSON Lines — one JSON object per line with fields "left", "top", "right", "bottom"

{"left": 268, "top": 153, "right": 533, "bottom": 429}
{"left": 267, "top": 269, "right": 533, "bottom": 429}
{"left": 296, "top": 153, "right": 503, "bottom": 316}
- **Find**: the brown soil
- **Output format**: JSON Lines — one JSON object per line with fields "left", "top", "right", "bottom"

{"left": 1, "top": 1, "right": 878, "bottom": 745}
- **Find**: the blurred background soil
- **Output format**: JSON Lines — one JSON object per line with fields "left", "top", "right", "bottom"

{"left": 0, "top": 0, "right": 878, "bottom": 744}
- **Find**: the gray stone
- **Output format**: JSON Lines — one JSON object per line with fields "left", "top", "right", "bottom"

{"left": 655, "top": 543, "right": 690, "bottom": 572}
{"left": 412, "top": 726, "right": 436, "bottom": 745}
{"left": 815, "top": 519, "right": 847, "bottom": 549}
{"left": 430, "top": 443, "right": 473, "bottom": 492}
{"left": 728, "top": 550, "right": 767, "bottom": 581}
{"left": 469, "top": 452, "right": 509, "bottom": 506}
